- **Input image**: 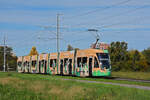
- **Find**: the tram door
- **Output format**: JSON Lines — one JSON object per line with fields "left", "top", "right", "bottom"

{"left": 27, "top": 62, "right": 30, "bottom": 73}
{"left": 60, "top": 59, "right": 63, "bottom": 75}
{"left": 39, "top": 61, "right": 44, "bottom": 73}
{"left": 44, "top": 61, "right": 47, "bottom": 74}
{"left": 39, "top": 61, "right": 41, "bottom": 73}
{"left": 69, "top": 59, "right": 72, "bottom": 75}
{"left": 89, "top": 58, "right": 93, "bottom": 77}
{"left": 23, "top": 62, "right": 26, "bottom": 73}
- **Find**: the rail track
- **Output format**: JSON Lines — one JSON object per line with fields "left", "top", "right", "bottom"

{"left": 88, "top": 76, "right": 150, "bottom": 83}
{"left": 113, "top": 77, "right": 150, "bottom": 83}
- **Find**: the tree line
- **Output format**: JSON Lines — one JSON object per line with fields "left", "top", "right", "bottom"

{"left": 109, "top": 41, "right": 150, "bottom": 72}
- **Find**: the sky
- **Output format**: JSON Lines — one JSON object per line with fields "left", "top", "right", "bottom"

{"left": 0, "top": 0, "right": 150, "bottom": 56}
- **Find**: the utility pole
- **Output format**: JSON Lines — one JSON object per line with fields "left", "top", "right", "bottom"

{"left": 38, "top": 14, "right": 62, "bottom": 52}
{"left": 56, "top": 13, "right": 62, "bottom": 74}
{"left": 3, "top": 36, "right": 6, "bottom": 72}
{"left": 56, "top": 13, "right": 60, "bottom": 53}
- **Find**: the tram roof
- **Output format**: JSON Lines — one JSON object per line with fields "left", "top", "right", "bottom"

{"left": 17, "top": 48, "right": 108, "bottom": 61}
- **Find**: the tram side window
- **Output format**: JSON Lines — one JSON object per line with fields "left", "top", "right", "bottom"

{"left": 27, "top": 62, "right": 30, "bottom": 67}
{"left": 94, "top": 57, "right": 99, "bottom": 68}
{"left": 50, "top": 59, "right": 53, "bottom": 67}
{"left": 50, "top": 59, "right": 56, "bottom": 67}
{"left": 41, "top": 60, "right": 45, "bottom": 67}
{"left": 18, "top": 62, "right": 22, "bottom": 67}
{"left": 82, "top": 57, "right": 87, "bottom": 67}
{"left": 64, "top": 58, "right": 68, "bottom": 67}
{"left": 24, "top": 62, "right": 27, "bottom": 66}
{"left": 77, "top": 57, "right": 82, "bottom": 67}
{"left": 32, "top": 61, "right": 36, "bottom": 68}
{"left": 54, "top": 59, "right": 57, "bottom": 67}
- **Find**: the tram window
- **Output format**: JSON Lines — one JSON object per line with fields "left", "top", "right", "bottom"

{"left": 45, "top": 60, "right": 47, "bottom": 67}
{"left": 50, "top": 59, "right": 53, "bottom": 67}
{"left": 24, "top": 62, "right": 27, "bottom": 66}
{"left": 94, "top": 57, "right": 99, "bottom": 68}
{"left": 97, "top": 53, "right": 109, "bottom": 59}
{"left": 27, "top": 62, "right": 29, "bottom": 66}
{"left": 50, "top": 59, "right": 57, "bottom": 67}
{"left": 23, "top": 62, "right": 25, "bottom": 66}
{"left": 54, "top": 59, "right": 56, "bottom": 67}
{"left": 18, "top": 62, "right": 22, "bottom": 67}
{"left": 24, "top": 61, "right": 29, "bottom": 67}
{"left": 60, "top": 59, "right": 63, "bottom": 65}
{"left": 64, "top": 58, "right": 68, "bottom": 66}
{"left": 82, "top": 57, "right": 87, "bottom": 67}
{"left": 69, "top": 59, "right": 72, "bottom": 65}
{"left": 41, "top": 60, "right": 45, "bottom": 67}
{"left": 77, "top": 57, "right": 82, "bottom": 67}
{"left": 32, "top": 61, "right": 36, "bottom": 67}
{"left": 101, "top": 60, "right": 110, "bottom": 69}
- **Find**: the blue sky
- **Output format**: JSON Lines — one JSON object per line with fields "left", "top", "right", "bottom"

{"left": 0, "top": 0, "right": 150, "bottom": 56}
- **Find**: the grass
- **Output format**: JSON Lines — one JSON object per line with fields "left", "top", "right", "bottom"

{"left": 0, "top": 72, "right": 150, "bottom": 100}
{"left": 56, "top": 76, "right": 150, "bottom": 87}
{"left": 112, "top": 71, "right": 150, "bottom": 80}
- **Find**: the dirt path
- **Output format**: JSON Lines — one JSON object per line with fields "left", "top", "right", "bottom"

{"left": 62, "top": 78, "right": 150, "bottom": 90}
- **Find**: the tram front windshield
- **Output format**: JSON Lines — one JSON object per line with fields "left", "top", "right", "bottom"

{"left": 97, "top": 53, "right": 109, "bottom": 59}
{"left": 100, "top": 60, "right": 110, "bottom": 69}
{"left": 97, "top": 53, "right": 110, "bottom": 69}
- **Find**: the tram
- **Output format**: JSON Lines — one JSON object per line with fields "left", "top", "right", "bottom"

{"left": 17, "top": 49, "right": 111, "bottom": 77}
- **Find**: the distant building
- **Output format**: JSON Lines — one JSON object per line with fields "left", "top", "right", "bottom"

{"left": 90, "top": 42, "right": 110, "bottom": 50}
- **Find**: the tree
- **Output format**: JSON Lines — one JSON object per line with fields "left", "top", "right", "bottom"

{"left": 142, "top": 47, "right": 150, "bottom": 71}
{"left": 67, "top": 44, "right": 74, "bottom": 51}
{"left": 29, "top": 46, "right": 39, "bottom": 56}
{"left": 142, "top": 48, "right": 150, "bottom": 64}
{"left": 108, "top": 41, "right": 150, "bottom": 72}
{"left": 0, "top": 46, "right": 17, "bottom": 71}
{"left": 128, "top": 50, "right": 143, "bottom": 71}
{"left": 108, "top": 41, "right": 128, "bottom": 71}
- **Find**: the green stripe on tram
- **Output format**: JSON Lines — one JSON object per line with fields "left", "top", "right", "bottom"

{"left": 104, "top": 50, "right": 108, "bottom": 53}
{"left": 92, "top": 70, "right": 111, "bottom": 76}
